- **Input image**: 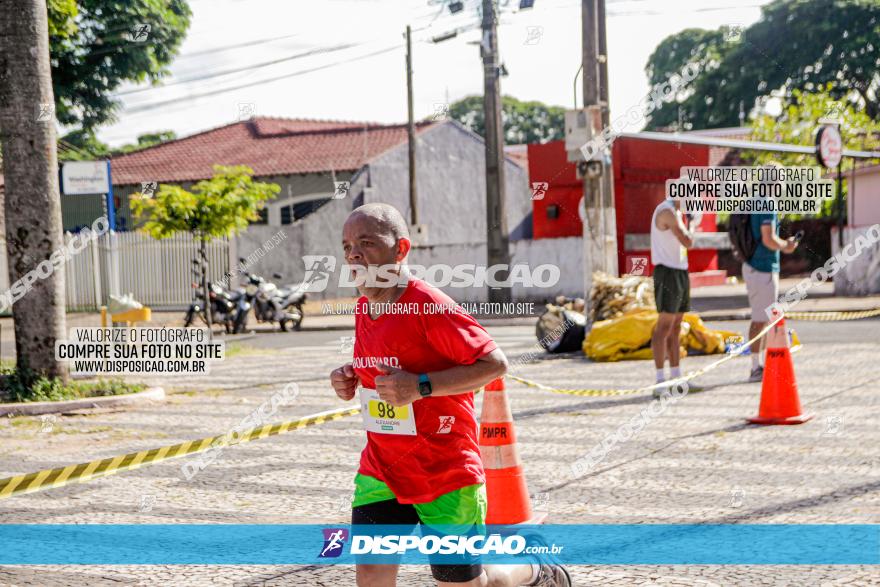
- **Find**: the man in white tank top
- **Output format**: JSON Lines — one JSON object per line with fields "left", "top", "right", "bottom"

{"left": 650, "top": 198, "right": 696, "bottom": 396}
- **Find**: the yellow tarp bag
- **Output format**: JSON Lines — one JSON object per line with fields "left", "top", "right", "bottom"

{"left": 583, "top": 309, "right": 745, "bottom": 362}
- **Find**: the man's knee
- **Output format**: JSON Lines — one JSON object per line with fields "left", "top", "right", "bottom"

{"left": 357, "top": 564, "right": 396, "bottom": 587}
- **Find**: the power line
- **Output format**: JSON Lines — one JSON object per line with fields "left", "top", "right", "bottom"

{"left": 179, "top": 32, "right": 303, "bottom": 59}
{"left": 115, "top": 43, "right": 359, "bottom": 96}
{"left": 122, "top": 44, "right": 403, "bottom": 115}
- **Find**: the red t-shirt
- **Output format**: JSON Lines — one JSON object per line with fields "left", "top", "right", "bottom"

{"left": 352, "top": 277, "right": 496, "bottom": 504}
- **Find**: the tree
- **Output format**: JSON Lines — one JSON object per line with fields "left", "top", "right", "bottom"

{"left": 59, "top": 129, "right": 177, "bottom": 161}
{"left": 0, "top": 0, "right": 69, "bottom": 383}
{"left": 49, "top": 0, "right": 192, "bottom": 131}
{"left": 744, "top": 87, "right": 880, "bottom": 218}
{"left": 130, "top": 165, "right": 280, "bottom": 333}
{"left": 644, "top": 0, "right": 880, "bottom": 129}
{"left": 447, "top": 95, "right": 566, "bottom": 144}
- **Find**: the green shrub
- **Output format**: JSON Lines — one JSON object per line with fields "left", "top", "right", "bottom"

{"left": 1, "top": 365, "right": 145, "bottom": 403}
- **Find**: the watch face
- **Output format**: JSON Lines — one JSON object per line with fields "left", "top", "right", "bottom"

{"left": 419, "top": 381, "right": 432, "bottom": 396}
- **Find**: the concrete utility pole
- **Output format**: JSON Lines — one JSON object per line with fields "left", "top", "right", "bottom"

{"left": 405, "top": 25, "right": 419, "bottom": 226}
{"left": 581, "top": 0, "right": 616, "bottom": 318}
{"left": 596, "top": 0, "right": 618, "bottom": 276}
{"left": 581, "top": 0, "right": 602, "bottom": 318}
{"left": 481, "top": 0, "right": 511, "bottom": 303}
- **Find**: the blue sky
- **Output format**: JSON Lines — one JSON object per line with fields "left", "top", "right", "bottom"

{"left": 97, "top": 0, "right": 773, "bottom": 146}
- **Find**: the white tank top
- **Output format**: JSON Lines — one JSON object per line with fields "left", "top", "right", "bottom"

{"left": 650, "top": 200, "right": 688, "bottom": 270}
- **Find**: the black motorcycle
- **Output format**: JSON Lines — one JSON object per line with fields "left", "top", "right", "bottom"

{"left": 184, "top": 261, "right": 239, "bottom": 333}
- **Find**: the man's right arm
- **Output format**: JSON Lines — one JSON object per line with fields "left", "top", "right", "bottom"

{"left": 330, "top": 363, "right": 358, "bottom": 401}
{"left": 760, "top": 224, "right": 797, "bottom": 254}
{"left": 660, "top": 208, "right": 694, "bottom": 248}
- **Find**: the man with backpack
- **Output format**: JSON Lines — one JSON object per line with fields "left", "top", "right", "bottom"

{"left": 730, "top": 210, "right": 798, "bottom": 382}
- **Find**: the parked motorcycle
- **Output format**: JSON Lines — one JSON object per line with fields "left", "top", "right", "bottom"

{"left": 184, "top": 261, "right": 239, "bottom": 333}
{"left": 232, "top": 259, "right": 306, "bottom": 333}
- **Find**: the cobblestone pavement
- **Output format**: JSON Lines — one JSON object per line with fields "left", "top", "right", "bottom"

{"left": 0, "top": 319, "right": 877, "bottom": 586}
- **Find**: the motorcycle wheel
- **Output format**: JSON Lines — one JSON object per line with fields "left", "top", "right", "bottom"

{"left": 184, "top": 308, "right": 195, "bottom": 328}
{"left": 233, "top": 309, "right": 249, "bottom": 334}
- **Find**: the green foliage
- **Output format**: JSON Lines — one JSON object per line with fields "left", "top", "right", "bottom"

{"left": 130, "top": 165, "right": 280, "bottom": 241}
{"left": 447, "top": 95, "right": 566, "bottom": 144}
{"left": 644, "top": 0, "right": 880, "bottom": 129}
{"left": 59, "top": 129, "right": 178, "bottom": 161}
{"left": 0, "top": 362, "right": 145, "bottom": 403}
{"left": 49, "top": 0, "right": 192, "bottom": 130}
{"left": 745, "top": 87, "right": 880, "bottom": 218}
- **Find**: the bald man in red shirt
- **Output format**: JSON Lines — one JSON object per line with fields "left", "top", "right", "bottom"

{"left": 330, "top": 203, "right": 570, "bottom": 587}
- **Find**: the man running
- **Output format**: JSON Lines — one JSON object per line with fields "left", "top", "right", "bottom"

{"left": 330, "top": 203, "right": 570, "bottom": 587}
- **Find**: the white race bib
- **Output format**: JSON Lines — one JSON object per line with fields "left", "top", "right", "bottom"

{"left": 359, "top": 388, "right": 417, "bottom": 436}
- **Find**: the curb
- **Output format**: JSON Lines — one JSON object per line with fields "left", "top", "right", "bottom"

{"left": 0, "top": 386, "right": 165, "bottom": 417}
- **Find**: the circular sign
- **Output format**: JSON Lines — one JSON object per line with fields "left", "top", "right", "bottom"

{"left": 816, "top": 125, "right": 842, "bottom": 168}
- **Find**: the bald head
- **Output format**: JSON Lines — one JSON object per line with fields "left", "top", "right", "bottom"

{"left": 347, "top": 203, "right": 410, "bottom": 241}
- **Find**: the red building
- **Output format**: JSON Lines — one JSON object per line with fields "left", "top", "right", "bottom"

{"left": 527, "top": 134, "right": 729, "bottom": 284}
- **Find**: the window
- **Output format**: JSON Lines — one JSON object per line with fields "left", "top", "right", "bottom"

{"left": 279, "top": 197, "right": 331, "bottom": 225}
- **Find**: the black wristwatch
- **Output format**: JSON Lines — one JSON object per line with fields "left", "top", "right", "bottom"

{"left": 418, "top": 373, "right": 433, "bottom": 397}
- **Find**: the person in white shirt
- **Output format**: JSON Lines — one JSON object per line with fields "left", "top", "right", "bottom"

{"left": 650, "top": 199, "right": 697, "bottom": 396}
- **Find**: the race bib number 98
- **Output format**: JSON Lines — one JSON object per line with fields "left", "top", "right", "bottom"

{"left": 359, "top": 388, "right": 417, "bottom": 435}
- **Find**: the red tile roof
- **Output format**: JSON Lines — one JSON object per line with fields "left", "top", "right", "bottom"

{"left": 109, "top": 117, "right": 437, "bottom": 185}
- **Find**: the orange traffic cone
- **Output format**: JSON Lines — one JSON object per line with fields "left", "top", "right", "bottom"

{"left": 747, "top": 312, "right": 812, "bottom": 425}
{"left": 479, "top": 377, "right": 537, "bottom": 525}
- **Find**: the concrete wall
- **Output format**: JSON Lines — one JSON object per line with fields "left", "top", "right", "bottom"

{"left": 511, "top": 236, "right": 583, "bottom": 301}
{"left": 850, "top": 168, "right": 880, "bottom": 228}
{"left": 831, "top": 225, "right": 880, "bottom": 295}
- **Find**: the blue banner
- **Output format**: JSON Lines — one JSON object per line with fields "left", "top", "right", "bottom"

{"left": 0, "top": 524, "right": 877, "bottom": 565}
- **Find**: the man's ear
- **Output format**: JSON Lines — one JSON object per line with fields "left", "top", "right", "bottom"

{"left": 396, "top": 237, "right": 412, "bottom": 262}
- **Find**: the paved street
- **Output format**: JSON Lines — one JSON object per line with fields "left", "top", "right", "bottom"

{"left": 0, "top": 318, "right": 878, "bottom": 586}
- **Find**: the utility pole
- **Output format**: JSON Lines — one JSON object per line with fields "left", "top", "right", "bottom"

{"left": 481, "top": 0, "right": 511, "bottom": 303}
{"left": 0, "top": 0, "right": 69, "bottom": 382}
{"left": 581, "top": 0, "right": 603, "bottom": 319}
{"left": 596, "top": 0, "right": 618, "bottom": 276}
{"left": 405, "top": 25, "right": 419, "bottom": 226}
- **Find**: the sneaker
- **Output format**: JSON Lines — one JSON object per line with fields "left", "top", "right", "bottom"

{"left": 749, "top": 366, "right": 764, "bottom": 383}
{"left": 652, "top": 384, "right": 669, "bottom": 399}
{"left": 524, "top": 534, "right": 572, "bottom": 587}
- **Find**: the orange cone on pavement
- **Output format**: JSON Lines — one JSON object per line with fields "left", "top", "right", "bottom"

{"left": 479, "top": 377, "right": 534, "bottom": 525}
{"left": 748, "top": 311, "right": 813, "bottom": 425}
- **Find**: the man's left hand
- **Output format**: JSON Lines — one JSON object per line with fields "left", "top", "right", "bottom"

{"left": 375, "top": 365, "right": 420, "bottom": 407}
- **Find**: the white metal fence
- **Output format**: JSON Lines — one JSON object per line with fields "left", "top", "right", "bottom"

{"left": 65, "top": 231, "right": 231, "bottom": 310}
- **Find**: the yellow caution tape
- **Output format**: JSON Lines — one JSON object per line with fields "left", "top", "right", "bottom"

{"left": 0, "top": 406, "right": 360, "bottom": 501}
{"left": 786, "top": 307, "right": 880, "bottom": 321}
{"left": 506, "top": 316, "right": 784, "bottom": 397}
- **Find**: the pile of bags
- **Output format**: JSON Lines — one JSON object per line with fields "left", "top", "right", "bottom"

{"left": 583, "top": 308, "right": 743, "bottom": 362}
{"left": 534, "top": 272, "right": 744, "bottom": 361}
{"left": 589, "top": 272, "right": 655, "bottom": 322}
